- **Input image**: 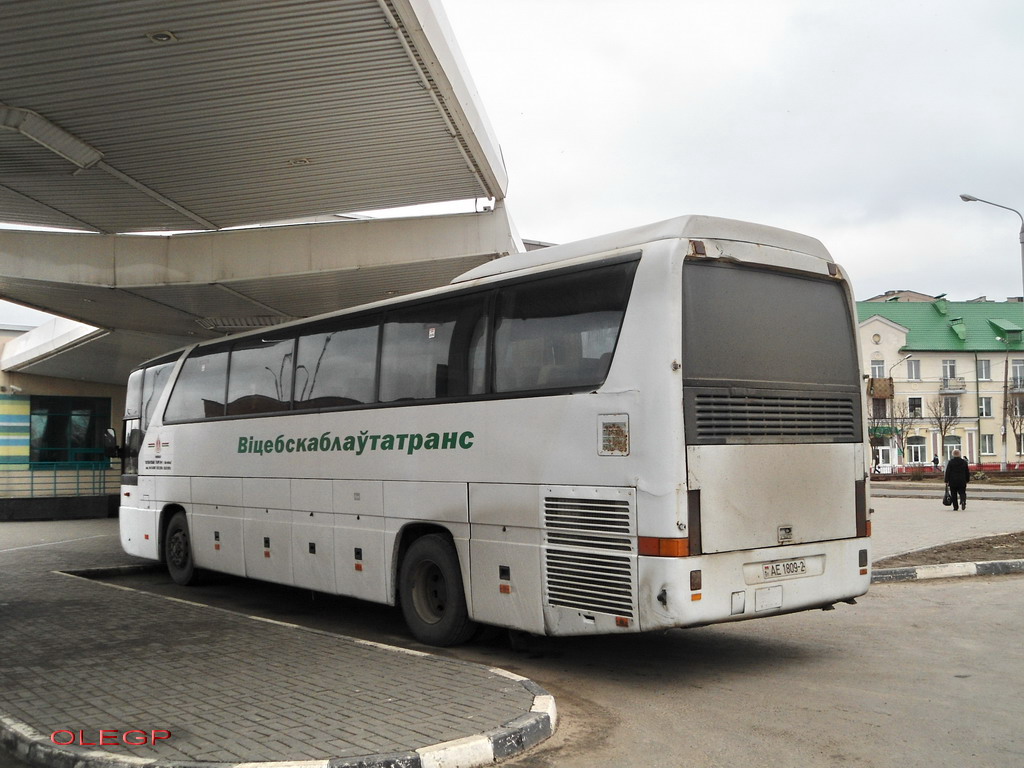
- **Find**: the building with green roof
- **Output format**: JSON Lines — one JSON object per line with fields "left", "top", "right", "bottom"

{"left": 857, "top": 298, "right": 1024, "bottom": 471}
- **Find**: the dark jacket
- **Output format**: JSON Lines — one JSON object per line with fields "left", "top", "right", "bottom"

{"left": 944, "top": 456, "right": 971, "bottom": 488}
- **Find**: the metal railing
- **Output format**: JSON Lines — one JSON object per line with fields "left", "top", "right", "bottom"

{"left": 939, "top": 376, "right": 966, "bottom": 392}
{"left": 0, "top": 463, "right": 121, "bottom": 499}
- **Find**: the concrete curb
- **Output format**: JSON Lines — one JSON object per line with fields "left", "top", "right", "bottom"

{"left": 1, "top": 684, "right": 556, "bottom": 768}
{"left": 872, "top": 558, "right": 1024, "bottom": 583}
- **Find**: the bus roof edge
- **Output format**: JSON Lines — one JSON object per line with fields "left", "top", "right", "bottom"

{"left": 451, "top": 214, "right": 833, "bottom": 284}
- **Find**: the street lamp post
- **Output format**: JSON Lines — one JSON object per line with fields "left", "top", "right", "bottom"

{"left": 960, "top": 195, "right": 1024, "bottom": 472}
{"left": 888, "top": 353, "right": 913, "bottom": 378}
{"left": 959, "top": 194, "right": 1024, "bottom": 305}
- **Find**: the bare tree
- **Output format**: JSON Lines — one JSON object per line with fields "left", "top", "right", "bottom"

{"left": 927, "top": 397, "right": 962, "bottom": 459}
{"left": 1009, "top": 394, "right": 1024, "bottom": 470}
{"left": 886, "top": 400, "right": 917, "bottom": 467}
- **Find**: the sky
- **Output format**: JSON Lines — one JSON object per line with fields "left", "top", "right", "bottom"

{"left": 3, "top": 1, "right": 1022, "bottom": 325}
{"left": 440, "top": 0, "right": 1024, "bottom": 302}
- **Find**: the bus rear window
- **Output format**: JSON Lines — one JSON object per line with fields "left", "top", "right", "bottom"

{"left": 682, "top": 261, "right": 859, "bottom": 387}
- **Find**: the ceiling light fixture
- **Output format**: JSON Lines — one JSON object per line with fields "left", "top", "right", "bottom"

{"left": 146, "top": 31, "right": 179, "bottom": 43}
{"left": 0, "top": 105, "right": 103, "bottom": 168}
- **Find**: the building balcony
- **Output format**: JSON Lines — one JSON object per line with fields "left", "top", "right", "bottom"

{"left": 866, "top": 377, "right": 893, "bottom": 399}
{"left": 939, "top": 376, "right": 966, "bottom": 393}
{"left": 1010, "top": 377, "right": 1024, "bottom": 393}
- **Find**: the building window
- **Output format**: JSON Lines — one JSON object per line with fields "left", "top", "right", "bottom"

{"left": 908, "top": 397, "right": 922, "bottom": 417}
{"left": 977, "top": 359, "right": 991, "bottom": 380}
{"left": 942, "top": 359, "right": 957, "bottom": 379}
{"left": 29, "top": 396, "right": 111, "bottom": 465}
{"left": 1013, "top": 359, "right": 1024, "bottom": 389}
{"left": 872, "top": 398, "right": 887, "bottom": 418}
{"left": 979, "top": 397, "right": 993, "bottom": 418}
{"left": 1017, "top": 433, "right": 1024, "bottom": 455}
{"left": 943, "top": 435, "right": 961, "bottom": 461}
{"left": 980, "top": 434, "right": 994, "bottom": 455}
{"left": 906, "top": 359, "right": 921, "bottom": 380}
{"left": 907, "top": 436, "right": 926, "bottom": 463}
{"left": 942, "top": 396, "right": 959, "bottom": 417}
{"left": 870, "top": 359, "right": 885, "bottom": 378}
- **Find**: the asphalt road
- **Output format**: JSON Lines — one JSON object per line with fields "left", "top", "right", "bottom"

{"left": 3, "top": 504, "right": 1023, "bottom": 768}
{"left": 72, "top": 566, "right": 1021, "bottom": 768}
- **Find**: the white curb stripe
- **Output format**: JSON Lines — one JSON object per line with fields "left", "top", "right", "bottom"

{"left": 418, "top": 734, "right": 494, "bottom": 768}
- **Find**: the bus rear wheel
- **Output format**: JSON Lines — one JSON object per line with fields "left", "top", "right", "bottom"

{"left": 399, "top": 534, "right": 476, "bottom": 646}
{"left": 164, "top": 511, "right": 197, "bottom": 586}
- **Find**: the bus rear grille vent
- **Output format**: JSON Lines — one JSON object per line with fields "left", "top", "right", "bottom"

{"left": 546, "top": 532, "right": 632, "bottom": 551}
{"left": 545, "top": 549, "right": 634, "bottom": 617}
{"left": 694, "top": 393, "right": 857, "bottom": 441}
{"left": 544, "top": 497, "right": 632, "bottom": 535}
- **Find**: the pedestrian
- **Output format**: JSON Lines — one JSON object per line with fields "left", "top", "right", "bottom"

{"left": 932, "top": 455, "right": 940, "bottom": 473}
{"left": 872, "top": 451, "right": 880, "bottom": 474}
{"left": 944, "top": 449, "right": 970, "bottom": 511}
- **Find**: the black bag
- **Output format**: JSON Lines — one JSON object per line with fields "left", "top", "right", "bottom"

{"left": 942, "top": 485, "right": 953, "bottom": 507}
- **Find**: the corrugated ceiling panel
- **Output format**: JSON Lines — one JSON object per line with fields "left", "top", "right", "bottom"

{"left": 225, "top": 254, "right": 495, "bottom": 318}
{"left": 0, "top": 0, "right": 498, "bottom": 231}
{"left": 0, "top": 275, "right": 217, "bottom": 338}
{"left": 126, "top": 283, "right": 289, "bottom": 320}
{"left": 14, "top": 329, "right": 198, "bottom": 385}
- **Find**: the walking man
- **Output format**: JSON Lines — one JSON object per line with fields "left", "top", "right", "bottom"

{"left": 944, "top": 449, "right": 970, "bottom": 511}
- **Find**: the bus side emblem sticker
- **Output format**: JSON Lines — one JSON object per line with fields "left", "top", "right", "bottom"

{"left": 598, "top": 414, "right": 629, "bottom": 456}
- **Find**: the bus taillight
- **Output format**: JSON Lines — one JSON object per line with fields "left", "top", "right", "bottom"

{"left": 638, "top": 537, "right": 690, "bottom": 557}
{"left": 855, "top": 480, "right": 869, "bottom": 537}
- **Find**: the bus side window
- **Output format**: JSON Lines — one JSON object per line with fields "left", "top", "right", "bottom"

{"left": 141, "top": 360, "right": 176, "bottom": 430}
{"left": 493, "top": 261, "right": 636, "bottom": 393}
{"left": 226, "top": 337, "right": 296, "bottom": 416}
{"left": 294, "top": 320, "right": 379, "bottom": 409}
{"left": 164, "top": 346, "right": 230, "bottom": 422}
{"left": 380, "top": 295, "right": 486, "bottom": 402}
{"left": 124, "top": 369, "right": 143, "bottom": 421}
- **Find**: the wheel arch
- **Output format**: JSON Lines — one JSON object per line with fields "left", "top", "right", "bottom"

{"left": 391, "top": 522, "right": 467, "bottom": 605}
{"left": 157, "top": 503, "right": 188, "bottom": 564}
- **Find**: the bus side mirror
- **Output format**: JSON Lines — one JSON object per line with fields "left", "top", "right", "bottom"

{"left": 103, "top": 428, "right": 119, "bottom": 458}
{"left": 127, "top": 429, "right": 144, "bottom": 456}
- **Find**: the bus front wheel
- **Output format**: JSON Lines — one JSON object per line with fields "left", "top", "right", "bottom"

{"left": 164, "top": 511, "right": 197, "bottom": 586}
{"left": 399, "top": 534, "right": 476, "bottom": 646}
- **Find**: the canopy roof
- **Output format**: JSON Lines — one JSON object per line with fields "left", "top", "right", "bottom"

{"left": 0, "top": 0, "right": 506, "bottom": 233}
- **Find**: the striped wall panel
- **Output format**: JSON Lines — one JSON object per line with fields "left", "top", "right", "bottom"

{"left": 0, "top": 396, "right": 30, "bottom": 465}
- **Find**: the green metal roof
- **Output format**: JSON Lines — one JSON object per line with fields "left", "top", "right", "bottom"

{"left": 857, "top": 300, "right": 1024, "bottom": 352}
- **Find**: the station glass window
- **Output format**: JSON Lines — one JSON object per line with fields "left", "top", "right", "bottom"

{"left": 30, "top": 396, "right": 111, "bottom": 465}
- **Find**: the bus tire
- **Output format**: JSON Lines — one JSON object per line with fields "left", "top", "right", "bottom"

{"left": 399, "top": 534, "right": 477, "bottom": 646}
{"left": 164, "top": 511, "right": 197, "bottom": 586}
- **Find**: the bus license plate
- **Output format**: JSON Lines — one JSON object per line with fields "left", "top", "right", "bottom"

{"left": 744, "top": 555, "right": 824, "bottom": 585}
{"left": 763, "top": 558, "right": 806, "bottom": 579}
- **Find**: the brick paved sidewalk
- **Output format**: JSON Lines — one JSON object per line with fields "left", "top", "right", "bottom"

{"left": 0, "top": 522, "right": 554, "bottom": 768}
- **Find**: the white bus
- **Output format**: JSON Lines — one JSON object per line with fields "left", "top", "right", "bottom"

{"left": 119, "top": 215, "right": 871, "bottom": 646}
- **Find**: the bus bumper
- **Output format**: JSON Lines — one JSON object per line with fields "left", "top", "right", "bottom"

{"left": 119, "top": 504, "right": 160, "bottom": 560}
{"left": 638, "top": 537, "right": 871, "bottom": 631}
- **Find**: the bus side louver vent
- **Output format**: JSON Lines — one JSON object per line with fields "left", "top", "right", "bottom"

{"left": 545, "top": 550, "right": 634, "bottom": 617}
{"left": 542, "top": 488, "right": 637, "bottom": 618}
{"left": 694, "top": 393, "right": 857, "bottom": 442}
{"left": 544, "top": 497, "right": 631, "bottom": 535}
